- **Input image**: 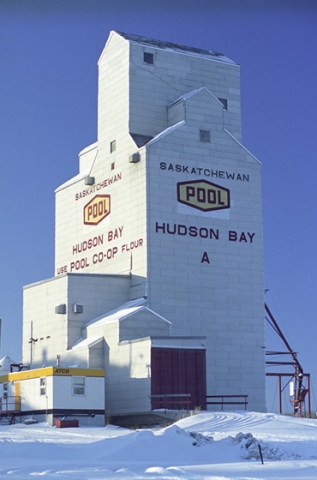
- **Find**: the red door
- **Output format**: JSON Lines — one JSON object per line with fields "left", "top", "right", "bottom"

{"left": 151, "top": 348, "right": 206, "bottom": 410}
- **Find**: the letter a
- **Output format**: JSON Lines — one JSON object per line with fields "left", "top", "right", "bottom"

{"left": 201, "top": 252, "right": 210, "bottom": 264}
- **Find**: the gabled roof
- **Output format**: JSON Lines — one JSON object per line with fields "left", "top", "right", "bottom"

{"left": 85, "top": 298, "right": 143, "bottom": 328}
{"left": 224, "top": 129, "right": 261, "bottom": 165}
{"left": 147, "top": 120, "right": 186, "bottom": 147}
{"left": 116, "top": 31, "right": 236, "bottom": 65}
{"left": 0, "top": 356, "right": 17, "bottom": 372}
{"left": 71, "top": 336, "right": 103, "bottom": 350}
{"left": 130, "top": 133, "right": 153, "bottom": 147}
{"left": 85, "top": 297, "right": 171, "bottom": 328}
{"left": 169, "top": 86, "right": 224, "bottom": 108}
{"left": 55, "top": 170, "right": 90, "bottom": 192}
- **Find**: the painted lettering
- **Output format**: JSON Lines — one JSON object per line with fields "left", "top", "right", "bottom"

{"left": 228, "top": 231, "right": 237, "bottom": 241}
{"left": 70, "top": 258, "right": 90, "bottom": 272}
{"left": 54, "top": 368, "right": 70, "bottom": 374}
{"left": 186, "top": 186, "right": 195, "bottom": 202}
{"left": 87, "top": 199, "right": 108, "bottom": 221}
{"left": 178, "top": 180, "right": 230, "bottom": 212}
{"left": 228, "top": 231, "right": 255, "bottom": 243}
{"left": 155, "top": 222, "right": 219, "bottom": 240}
{"left": 240, "top": 232, "right": 247, "bottom": 242}
{"left": 72, "top": 235, "right": 104, "bottom": 255}
{"left": 108, "top": 226, "right": 124, "bottom": 242}
{"left": 159, "top": 161, "right": 249, "bottom": 182}
{"left": 201, "top": 252, "right": 210, "bottom": 263}
{"left": 185, "top": 185, "right": 227, "bottom": 206}
{"left": 84, "top": 195, "right": 111, "bottom": 225}
{"left": 92, "top": 247, "right": 118, "bottom": 265}
{"left": 93, "top": 252, "right": 105, "bottom": 264}
{"left": 75, "top": 173, "right": 122, "bottom": 201}
{"left": 167, "top": 224, "right": 176, "bottom": 234}
{"left": 121, "top": 239, "right": 143, "bottom": 253}
{"left": 57, "top": 265, "right": 68, "bottom": 275}
{"left": 178, "top": 225, "right": 187, "bottom": 235}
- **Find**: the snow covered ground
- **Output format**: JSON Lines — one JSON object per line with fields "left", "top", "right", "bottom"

{"left": 1, "top": 411, "right": 317, "bottom": 479}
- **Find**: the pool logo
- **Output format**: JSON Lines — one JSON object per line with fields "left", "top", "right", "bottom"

{"left": 84, "top": 195, "right": 111, "bottom": 225}
{"left": 177, "top": 180, "right": 230, "bottom": 212}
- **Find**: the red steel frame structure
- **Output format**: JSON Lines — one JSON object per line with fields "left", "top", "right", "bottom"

{"left": 265, "top": 303, "right": 311, "bottom": 417}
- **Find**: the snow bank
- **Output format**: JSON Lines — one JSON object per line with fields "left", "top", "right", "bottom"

{"left": 1, "top": 412, "right": 317, "bottom": 478}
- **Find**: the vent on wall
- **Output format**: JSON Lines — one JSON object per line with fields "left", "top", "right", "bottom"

{"left": 129, "top": 152, "right": 140, "bottom": 163}
{"left": 85, "top": 176, "right": 95, "bottom": 185}
{"left": 73, "top": 304, "right": 83, "bottom": 314}
{"left": 55, "top": 304, "right": 66, "bottom": 314}
{"left": 199, "top": 130, "right": 210, "bottom": 143}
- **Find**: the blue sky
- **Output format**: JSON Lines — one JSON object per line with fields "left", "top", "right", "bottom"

{"left": 1, "top": 0, "right": 317, "bottom": 412}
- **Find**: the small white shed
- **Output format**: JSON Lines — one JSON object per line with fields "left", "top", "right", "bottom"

{"left": 0, "top": 366, "right": 105, "bottom": 426}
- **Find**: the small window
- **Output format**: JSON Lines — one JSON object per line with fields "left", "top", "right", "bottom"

{"left": 3, "top": 383, "right": 8, "bottom": 399}
{"left": 219, "top": 98, "right": 228, "bottom": 110}
{"left": 200, "top": 130, "right": 210, "bottom": 143}
{"left": 110, "top": 140, "right": 116, "bottom": 153}
{"left": 73, "top": 376, "right": 85, "bottom": 396}
{"left": 40, "top": 378, "right": 46, "bottom": 396}
{"left": 143, "top": 52, "right": 154, "bottom": 65}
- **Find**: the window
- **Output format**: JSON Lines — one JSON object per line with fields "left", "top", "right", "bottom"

{"left": 40, "top": 378, "right": 46, "bottom": 396}
{"left": 111, "top": 162, "right": 115, "bottom": 171}
{"left": 200, "top": 130, "right": 210, "bottom": 143}
{"left": 143, "top": 52, "right": 154, "bottom": 65}
{"left": 110, "top": 140, "right": 116, "bottom": 153}
{"left": 72, "top": 376, "right": 85, "bottom": 396}
{"left": 3, "top": 383, "right": 8, "bottom": 399}
{"left": 219, "top": 98, "right": 228, "bottom": 110}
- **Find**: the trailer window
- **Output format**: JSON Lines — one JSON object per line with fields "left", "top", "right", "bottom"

{"left": 72, "top": 377, "right": 85, "bottom": 396}
{"left": 40, "top": 378, "right": 46, "bottom": 396}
